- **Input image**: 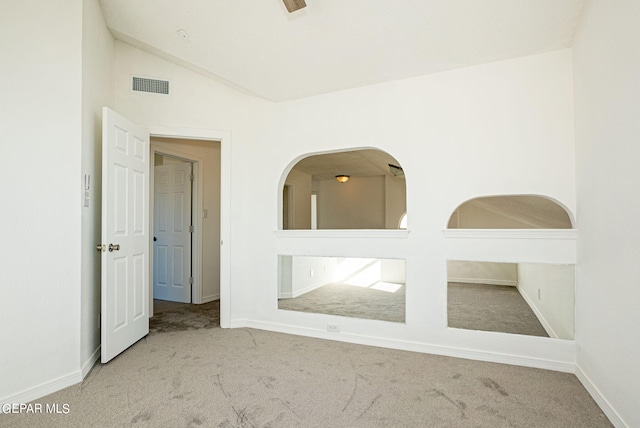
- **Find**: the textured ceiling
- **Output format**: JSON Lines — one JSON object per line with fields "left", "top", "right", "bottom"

{"left": 462, "top": 196, "right": 573, "bottom": 228}
{"left": 99, "top": 0, "right": 584, "bottom": 101}
{"left": 291, "top": 149, "right": 402, "bottom": 181}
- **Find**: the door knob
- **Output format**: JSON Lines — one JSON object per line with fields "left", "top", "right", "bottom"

{"left": 108, "top": 244, "right": 120, "bottom": 252}
{"left": 96, "top": 244, "right": 105, "bottom": 252}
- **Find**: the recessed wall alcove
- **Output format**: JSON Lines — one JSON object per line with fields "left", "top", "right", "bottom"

{"left": 444, "top": 194, "right": 576, "bottom": 340}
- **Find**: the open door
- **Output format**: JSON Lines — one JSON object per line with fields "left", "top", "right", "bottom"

{"left": 100, "top": 107, "right": 150, "bottom": 363}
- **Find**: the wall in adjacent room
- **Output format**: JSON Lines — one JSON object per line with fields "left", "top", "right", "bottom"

{"left": 284, "top": 168, "right": 312, "bottom": 229}
{"left": 315, "top": 176, "right": 386, "bottom": 229}
{"left": 517, "top": 263, "right": 574, "bottom": 340}
{"left": 448, "top": 261, "right": 517, "bottom": 286}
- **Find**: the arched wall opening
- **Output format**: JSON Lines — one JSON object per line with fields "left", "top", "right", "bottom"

{"left": 279, "top": 148, "right": 406, "bottom": 230}
{"left": 447, "top": 194, "right": 575, "bottom": 229}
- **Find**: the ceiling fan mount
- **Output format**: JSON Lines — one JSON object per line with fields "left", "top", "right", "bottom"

{"left": 283, "top": 0, "right": 306, "bottom": 13}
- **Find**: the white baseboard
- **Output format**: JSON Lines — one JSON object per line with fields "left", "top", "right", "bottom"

{"left": 240, "top": 319, "right": 575, "bottom": 373}
{"left": 575, "top": 364, "right": 627, "bottom": 427}
{"left": 449, "top": 277, "right": 517, "bottom": 286}
{"left": 201, "top": 293, "right": 220, "bottom": 303}
{"left": 228, "top": 318, "right": 248, "bottom": 328}
{"left": 277, "top": 283, "right": 325, "bottom": 299}
{"left": 1, "top": 370, "right": 83, "bottom": 406}
{"left": 517, "top": 285, "right": 559, "bottom": 339}
{"left": 81, "top": 347, "right": 101, "bottom": 378}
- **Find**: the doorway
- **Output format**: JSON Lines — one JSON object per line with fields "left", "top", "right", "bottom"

{"left": 149, "top": 136, "right": 222, "bottom": 321}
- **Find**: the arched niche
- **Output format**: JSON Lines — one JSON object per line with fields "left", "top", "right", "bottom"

{"left": 280, "top": 148, "right": 406, "bottom": 230}
{"left": 447, "top": 195, "right": 574, "bottom": 229}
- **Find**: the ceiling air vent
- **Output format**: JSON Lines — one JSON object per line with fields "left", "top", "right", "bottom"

{"left": 132, "top": 76, "right": 170, "bottom": 95}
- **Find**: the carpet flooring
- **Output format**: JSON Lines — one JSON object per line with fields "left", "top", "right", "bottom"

{"left": 278, "top": 281, "right": 549, "bottom": 339}
{"left": 149, "top": 300, "right": 220, "bottom": 334}
{"left": 448, "top": 283, "right": 549, "bottom": 337}
{"left": 278, "top": 282, "right": 405, "bottom": 323}
{"left": 1, "top": 327, "right": 611, "bottom": 428}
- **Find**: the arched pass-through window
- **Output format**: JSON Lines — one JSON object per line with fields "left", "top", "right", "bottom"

{"left": 447, "top": 195, "right": 574, "bottom": 229}
{"left": 280, "top": 148, "right": 407, "bottom": 230}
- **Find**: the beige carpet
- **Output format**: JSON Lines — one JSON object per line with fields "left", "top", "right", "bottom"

{"left": 448, "top": 283, "right": 549, "bottom": 337}
{"left": 1, "top": 327, "right": 611, "bottom": 428}
{"left": 150, "top": 299, "right": 219, "bottom": 334}
{"left": 278, "top": 282, "right": 405, "bottom": 323}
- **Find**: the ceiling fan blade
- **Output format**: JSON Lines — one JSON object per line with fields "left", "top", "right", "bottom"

{"left": 283, "top": 0, "right": 306, "bottom": 13}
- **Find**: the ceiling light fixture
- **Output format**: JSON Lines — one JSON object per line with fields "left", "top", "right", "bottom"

{"left": 388, "top": 163, "right": 404, "bottom": 177}
{"left": 335, "top": 175, "right": 350, "bottom": 183}
{"left": 283, "top": 0, "right": 306, "bottom": 13}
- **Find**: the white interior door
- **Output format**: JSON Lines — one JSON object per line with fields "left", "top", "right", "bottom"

{"left": 101, "top": 107, "right": 150, "bottom": 363}
{"left": 153, "top": 162, "right": 193, "bottom": 303}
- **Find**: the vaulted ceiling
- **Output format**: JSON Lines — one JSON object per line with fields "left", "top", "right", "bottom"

{"left": 99, "top": 0, "right": 584, "bottom": 101}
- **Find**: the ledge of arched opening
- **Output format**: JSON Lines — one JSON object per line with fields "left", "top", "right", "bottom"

{"left": 278, "top": 148, "right": 407, "bottom": 231}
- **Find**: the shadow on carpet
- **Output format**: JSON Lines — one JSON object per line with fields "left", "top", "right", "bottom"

{"left": 149, "top": 300, "right": 220, "bottom": 334}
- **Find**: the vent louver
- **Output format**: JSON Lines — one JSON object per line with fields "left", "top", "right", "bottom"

{"left": 132, "top": 76, "right": 169, "bottom": 95}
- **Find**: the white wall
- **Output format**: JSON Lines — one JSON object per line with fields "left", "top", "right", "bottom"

{"left": 112, "top": 41, "right": 275, "bottom": 321}
{"left": 152, "top": 138, "right": 221, "bottom": 301}
{"left": 517, "top": 263, "right": 574, "bottom": 340}
{"left": 262, "top": 49, "right": 577, "bottom": 370}
{"left": 81, "top": 0, "right": 115, "bottom": 376}
{"left": 0, "top": 0, "right": 84, "bottom": 403}
{"left": 448, "top": 261, "right": 517, "bottom": 286}
{"left": 109, "top": 40, "right": 577, "bottom": 372}
{"left": 573, "top": 1, "right": 640, "bottom": 426}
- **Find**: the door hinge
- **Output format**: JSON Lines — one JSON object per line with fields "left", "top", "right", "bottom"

{"left": 189, "top": 174, "right": 194, "bottom": 182}
{"left": 189, "top": 277, "right": 193, "bottom": 285}
{"left": 189, "top": 225, "right": 194, "bottom": 233}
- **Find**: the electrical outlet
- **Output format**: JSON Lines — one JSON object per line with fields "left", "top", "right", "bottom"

{"left": 327, "top": 324, "right": 340, "bottom": 333}
{"left": 310, "top": 269, "right": 314, "bottom": 278}
{"left": 537, "top": 289, "right": 541, "bottom": 300}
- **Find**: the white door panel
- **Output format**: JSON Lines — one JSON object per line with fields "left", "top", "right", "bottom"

{"left": 153, "top": 162, "right": 192, "bottom": 303}
{"left": 101, "top": 107, "right": 150, "bottom": 363}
